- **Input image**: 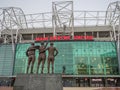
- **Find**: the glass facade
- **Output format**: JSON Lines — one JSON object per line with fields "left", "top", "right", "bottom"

{"left": 14, "top": 41, "right": 119, "bottom": 75}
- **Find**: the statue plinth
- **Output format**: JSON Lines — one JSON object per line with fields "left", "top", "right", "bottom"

{"left": 14, "top": 74, "right": 63, "bottom": 90}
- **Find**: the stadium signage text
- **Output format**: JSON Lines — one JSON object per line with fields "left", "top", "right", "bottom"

{"left": 35, "top": 35, "right": 93, "bottom": 41}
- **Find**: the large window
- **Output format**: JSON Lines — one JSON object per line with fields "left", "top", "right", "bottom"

{"left": 14, "top": 41, "right": 119, "bottom": 75}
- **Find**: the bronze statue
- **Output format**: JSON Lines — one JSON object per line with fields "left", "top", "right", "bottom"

{"left": 46, "top": 42, "right": 58, "bottom": 74}
{"left": 26, "top": 43, "right": 36, "bottom": 74}
{"left": 36, "top": 41, "right": 48, "bottom": 74}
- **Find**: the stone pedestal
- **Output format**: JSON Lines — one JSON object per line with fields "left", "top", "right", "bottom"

{"left": 14, "top": 74, "right": 63, "bottom": 90}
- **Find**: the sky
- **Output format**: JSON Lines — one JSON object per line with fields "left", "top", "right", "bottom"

{"left": 0, "top": 0, "right": 118, "bottom": 14}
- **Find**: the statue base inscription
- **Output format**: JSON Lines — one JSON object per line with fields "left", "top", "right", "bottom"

{"left": 14, "top": 74, "right": 63, "bottom": 90}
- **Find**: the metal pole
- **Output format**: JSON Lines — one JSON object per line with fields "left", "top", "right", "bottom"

{"left": 118, "top": 14, "right": 120, "bottom": 74}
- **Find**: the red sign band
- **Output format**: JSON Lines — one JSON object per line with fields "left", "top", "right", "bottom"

{"left": 35, "top": 35, "right": 93, "bottom": 41}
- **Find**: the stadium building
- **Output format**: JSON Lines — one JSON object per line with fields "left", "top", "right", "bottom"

{"left": 0, "top": 1, "right": 120, "bottom": 89}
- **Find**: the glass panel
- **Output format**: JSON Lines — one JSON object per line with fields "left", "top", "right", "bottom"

{"left": 0, "top": 44, "right": 14, "bottom": 76}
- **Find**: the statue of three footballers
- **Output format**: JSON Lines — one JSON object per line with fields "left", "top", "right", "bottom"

{"left": 26, "top": 42, "right": 58, "bottom": 74}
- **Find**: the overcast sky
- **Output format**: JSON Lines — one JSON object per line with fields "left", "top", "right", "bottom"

{"left": 0, "top": 0, "right": 118, "bottom": 14}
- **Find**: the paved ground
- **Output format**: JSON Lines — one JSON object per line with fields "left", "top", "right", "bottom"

{"left": 0, "top": 87, "right": 120, "bottom": 90}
